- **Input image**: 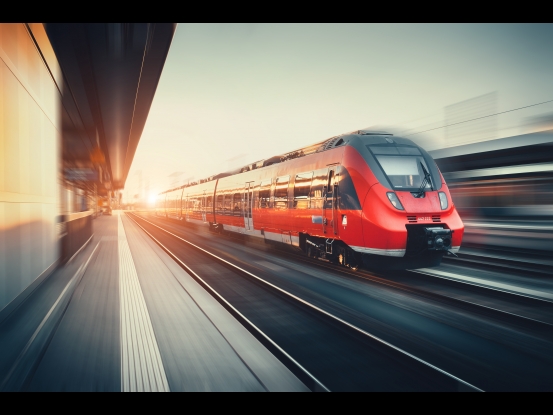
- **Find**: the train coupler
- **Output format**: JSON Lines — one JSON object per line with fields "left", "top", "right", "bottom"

{"left": 424, "top": 227, "right": 452, "bottom": 251}
{"left": 406, "top": 225, "right": 453, "bottom": 256}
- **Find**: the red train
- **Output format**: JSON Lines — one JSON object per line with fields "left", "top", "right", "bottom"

{"left": 156, "top": 130, "right": 463, "bottom": 270}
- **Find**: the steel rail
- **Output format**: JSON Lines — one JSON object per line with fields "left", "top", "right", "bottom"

{"left": 408, "top": 268, "right": 553, "bottom": 305}
{"left": 127, "top": 212, "right": 482, "bottom": 392}
{"left": 442, "top": 255, "right": 553, "bottom": 277}
{"left": 141, "top": 212, "right": 553, "bottom": 333}
{"left": 286, "top": 251, "right": 553, "bottom": 329}
{"left": 272, "top": 247, "right": 553, "bottom": 330}
{"left": 269, "top": 249, "right": 553, "bottom": 331}
{"left": 306, "top": 255, "right": 553, "bottom": 330}
{"left": 137, "top": 211, "right": 553, "bottom": 338}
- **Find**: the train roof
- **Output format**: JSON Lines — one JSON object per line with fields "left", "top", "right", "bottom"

{"left": 159, "top": 129, "right": 421, "bottom": 195}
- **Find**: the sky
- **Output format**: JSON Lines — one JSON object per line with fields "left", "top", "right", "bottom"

{"left": 125, "top": 23, "right": 553, "bottom": 202}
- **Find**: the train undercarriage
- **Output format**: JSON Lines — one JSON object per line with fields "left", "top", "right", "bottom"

{"left": 300, "top": 234, "right": 360, "bottom": 270}
{"left": 299, "top": 225, "right": 454, "bottom": 271}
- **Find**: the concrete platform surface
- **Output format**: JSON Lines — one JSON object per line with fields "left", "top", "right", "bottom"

{"left": 0, "top": 211, "right": 307, "bottom": 392}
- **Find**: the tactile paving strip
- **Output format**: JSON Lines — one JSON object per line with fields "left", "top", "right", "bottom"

{"left": 118, "top": 214, "right": 170, "bottom": 392}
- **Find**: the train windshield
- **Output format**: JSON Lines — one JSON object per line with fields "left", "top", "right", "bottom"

{"left": 374, "top": 154, "right": 433, "bottom": 190}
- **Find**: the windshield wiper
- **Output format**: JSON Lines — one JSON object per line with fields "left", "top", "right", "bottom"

{"left": 415, "top": 161, "right": 433, "bottom": 197}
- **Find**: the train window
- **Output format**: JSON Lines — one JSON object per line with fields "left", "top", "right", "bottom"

{"left": 259, "top": 180, "right": 271, "bottom": 208}
{"left": 223, "top": 194, "right": 232, "bottom": 215}
{"left": 206, "top": 196, "right": 213, "bottom": 209}
{"left": 369, "top": 146, "right": 422, "bottom": 158}
{"left": 216, "top": 194, "right": 224, "bottom": 214}
{"left": 398, "top": 147, "right": 421, "bottom": 156}
{"left": 375, "top": 155, "right": 432, "bottom": 190}
{"left": 369, "top": 146, "right": 400, "bottom": 155}
{"left": 310, "top": 169, "right": 327, "bottom": 209}
{"left": 192, "top": 197, "right": 201, "bottom": 213}
{"left": 274, "top": 176, "right": 289, "bottom": 209}
{"left": 232, "top": 193, "right": 242, "bottom": 216}
{"left": 327, "top": 170, "right": 334, "bottom": 192}
{"left": 294, "top": 173, "right": 313, "bottom": 209}
{"left": 325, "top": 170, "right": 335, "bottom": 209}
{"left": 336, "top": 167, "right": 362, "bottom": 210}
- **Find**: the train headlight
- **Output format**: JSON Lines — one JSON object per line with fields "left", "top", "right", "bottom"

{"left": 438, "top": 192, "right": 448, "bottom": 210}
{"left": 386, "top": 192, "right": 404, "bottom": 210}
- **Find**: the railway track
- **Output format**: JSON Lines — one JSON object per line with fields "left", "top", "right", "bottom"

{"left": 130, "top": 212, "right": 553, "bottom": 390}
{"left": 257, "top": 241, "right": 553, "bottom": 351}
{"left": 297, "top": 257, "right": 553, "bottom": 333}
{"left": 126, "top": 212, "right": 481, "bottom": 392}
{"left": 290, "top": 255, "right": 553, "bottom": 332}
{"left": 442, "top": 251, "right": 553, "bottom": 278}
{"left": 141, "top": 212, "right": 553, "bottom": 332}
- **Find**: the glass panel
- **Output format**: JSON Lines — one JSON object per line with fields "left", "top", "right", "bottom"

{"left": 398, "top": 147, "right": 421, "bottom": 155}
{"left": 274, "top": 176, "right": 289, "bottom": 209}
{"left": 375, "top": 155, "right": 432, "bottom": 189}
{"left": 223, "top": 194, "right": 232, "bottom": 215}
{"left": 336, "top": 167, "right": 361, "bottom": 210}
{"left": 245, "top": 186, "right": 252, "bottom": 218}
{"left": 232, "top": 193, "right": 242, "bottom": 216}
{"left": 192, "top": 197, "right": 201, "bottom": 213}
{"left": 294, "top": 172, "right": 313, "bottom": 209}
{"left": 368, "top": 146, "right": 421, "bottom": 156}
{"left": 325, "top": 170, "right": 335, "bottom": 209}
{"left": 310, "top": 168, "right": 327, "bottom": 209}
{"left": 259, "top": 180, "right": 271, "bottom": 208}
{"left": 369, "top": 146, "right": 400, "bottom": 155}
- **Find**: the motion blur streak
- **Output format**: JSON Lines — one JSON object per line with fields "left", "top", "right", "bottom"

{"left": 431, "top": 129, "right": 553, "bottom": 258}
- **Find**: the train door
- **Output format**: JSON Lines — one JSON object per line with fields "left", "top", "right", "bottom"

{"left": 244, "top": 182, "right": 254, "bottom": 230}
{"left": 185, "top": 194, "right": 189, "bottom": 221}
{"left": 202, "top": 191, "right": 207, "bottom": 222}
{"left": 179, "top": 188, "right": 185, "bottom": 220}
{"left": 322, "top": 167, "right": 338, "bottom": 236}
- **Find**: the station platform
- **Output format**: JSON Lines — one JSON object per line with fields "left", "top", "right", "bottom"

{"left": 0, "top": 211, "right": 307, "bottom": 392}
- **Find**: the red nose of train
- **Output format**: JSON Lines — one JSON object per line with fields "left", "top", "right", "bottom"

{"left": 357, "top": 183, "right": 464, "bottom": 268}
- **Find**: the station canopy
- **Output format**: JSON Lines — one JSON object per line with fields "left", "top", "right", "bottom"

{"left": 45, "top": 23, "right": 176, "bottom": 192}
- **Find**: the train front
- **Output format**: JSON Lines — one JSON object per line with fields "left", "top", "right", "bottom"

{"left": 344, "top": 134, "right": 463, "bottom": 269}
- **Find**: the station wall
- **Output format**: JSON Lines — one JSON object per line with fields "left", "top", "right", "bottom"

{"left": 0, "top": 24, "right": 61, "bottom": 311}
